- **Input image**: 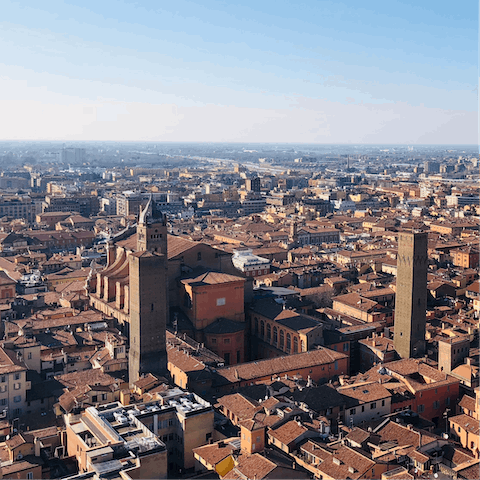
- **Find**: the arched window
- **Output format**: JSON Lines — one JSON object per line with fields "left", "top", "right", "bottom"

{"left": 267, "top": 324, "right": 271, "bottom": 341}
{"left": 301, "top": 340, "right": 305, "bottom": 352}
{"left": 293, "top": 337, "right": 298, "bottom": 353}
{"left": 273, "top": 327, "right": 278, "bottom": 346}
{"left": 254, "top": 317, "right": 259, "bottom": 334}
{"left": 280, "top": 330, "right": 284, "bottom": 349}
{"left": 260, "top": 320, "right": 265, "bottom": 338}
{"left": 286, "top": 333, "right": 291, "bottom": 352}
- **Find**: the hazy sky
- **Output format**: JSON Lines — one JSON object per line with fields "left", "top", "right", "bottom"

{"left": 1, "top": 0, "right": 477, "bottom": 143}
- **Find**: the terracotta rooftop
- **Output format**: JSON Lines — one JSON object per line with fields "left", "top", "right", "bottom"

{"left": 338, "top": 381, "right": 391, "bottom": 404}
{"left": 458, "top": 395, "right": 476, "bottom": 415}
{"left": 232, "top": 453, "right": 278, "bottom": 480}
{"left": 216, "top": 347, "right": 347, "bottom": 383}
{"left": 333, "top": 292, "right": 379, "bottom": 312}
{"left": 300, "top": 441, "right": 375, "bottom": 479}
{"left": 450, "top": 414, "right": 480, "bottom": 436}
{"left": 268, "top": 419, "right": 308, "bottom": 445}
{"left": 181, "top": 270, "right": 245, "bottom": 286}
{"left": 193, "top": 441, "right": 237, "bottom": 468}
{"left": 55, "top": 369, "right": 118, "bottom": 390}
{"left": 216, "top": 393, "right": 261, "bottom": 422}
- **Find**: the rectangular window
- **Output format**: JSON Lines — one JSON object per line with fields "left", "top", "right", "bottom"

{"left": 216, "top": 297, "right": 226, "bottom": 306}
{"left": 381, "top": 400, "right": 385, "bottom": 407}
{"left": 371, "top": 403, "right": 376, "bottom": 410}
{"left": 445, "top": 397, "right": 450, "bottom": 406}
{"left": 224, "top": 338, "right": 230, "bottom": 344}
{"left": 14, "top": 373, "right": 20, "bottom": 380}
{"left": 27, "top": 472, "right": 33, "bottom": 479}
{"left": 13, "top": 383, "right": 21, "bottom": 390}
{"left": 418, "top": 404, "right": 425, "bottom": 413}
{"left": 433, "top": 400, "right": 440, "bottom": 409}
{"left": 13, "top": 395, "right": 21, "bottom": 403}
{"left": 211, "top": 338, "right": 217, "bottom": 344}
{"left": 343, "top": 343, "right": 349, "bottom": 351}
{"left": 334, "top": 361, "right": 338, "bottom": 370}
{"left": 0, "top": 399, "right": 7, "bottom": 406}
{"left": 350, "top": 408, "right": 356, "bottom": 415}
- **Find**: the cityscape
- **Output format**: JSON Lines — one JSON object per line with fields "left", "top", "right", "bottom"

{"left": 1, "top": 0, "right": 478, "bottom": 479}
{"left": 0, "top": 141, "right": 476, "bottom": 480}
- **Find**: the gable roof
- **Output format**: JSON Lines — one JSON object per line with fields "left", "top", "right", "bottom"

{"left": 181, "top": 271, "right": 245, "bottom": 286}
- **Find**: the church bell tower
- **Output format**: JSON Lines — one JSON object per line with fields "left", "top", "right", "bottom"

{"left": 129, "top": 196, "right": 169, "bottom": 384}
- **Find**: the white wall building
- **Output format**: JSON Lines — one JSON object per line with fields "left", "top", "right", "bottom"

{"left": 232, "top": 249, "right": 270, "bottom": 277}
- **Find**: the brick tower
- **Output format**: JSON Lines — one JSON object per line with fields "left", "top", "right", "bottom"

{"left": 128, "top": 197, "right": 169, "bottom": 384}
{"left": 394, "top": 231, "right": 428, "bottom": 358}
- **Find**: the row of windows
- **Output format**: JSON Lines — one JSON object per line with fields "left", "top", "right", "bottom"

{"left": 0, "top": 383, "right": 21, "bottom": 392}
{"left": 211, "top": 337, "right": 242, "bottom": 345}
{"left": 349, "top": 400, "right": 386, "bottom": 415}
{"left": 91, "top": 394, "right": 108, "bottom": 402}
{"left": 1, "top": 373, "right": 21, "bottom": 382}
{"left": 332, "top": 343, "right": 350, "bottom": 352}
{"left": 255, "top": 319, "right": 303, "bottom": 353}
{"left": 161, "top": 431, "right": 182, "bottom": 443}
{"left": 246, "top": 269, "right": 269, "bottom": 276}
{"left": 5, "top": 396, "right": 22, "bottom": 403}
{"left": 418, "top": 397, "right": 450, "bottom": 413}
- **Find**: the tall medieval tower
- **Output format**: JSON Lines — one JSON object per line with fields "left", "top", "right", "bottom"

{"left": 394, "top": 231, "right": 428, "bottom": 358}
{"left": 128, "top": 197, "right": 169, "bottom": 384}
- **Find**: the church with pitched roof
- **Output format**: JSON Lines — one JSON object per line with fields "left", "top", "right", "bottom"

{"left": 88, "top": 198, "right": 247, "bottom": 383}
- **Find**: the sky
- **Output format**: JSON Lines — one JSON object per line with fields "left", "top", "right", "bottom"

{"left": 0, "top": 0, "right": 477, "bottom": 144}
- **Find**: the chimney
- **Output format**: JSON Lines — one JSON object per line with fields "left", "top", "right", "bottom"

{"left": 465, "top": 357, "right": 472, "bottom": 366}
